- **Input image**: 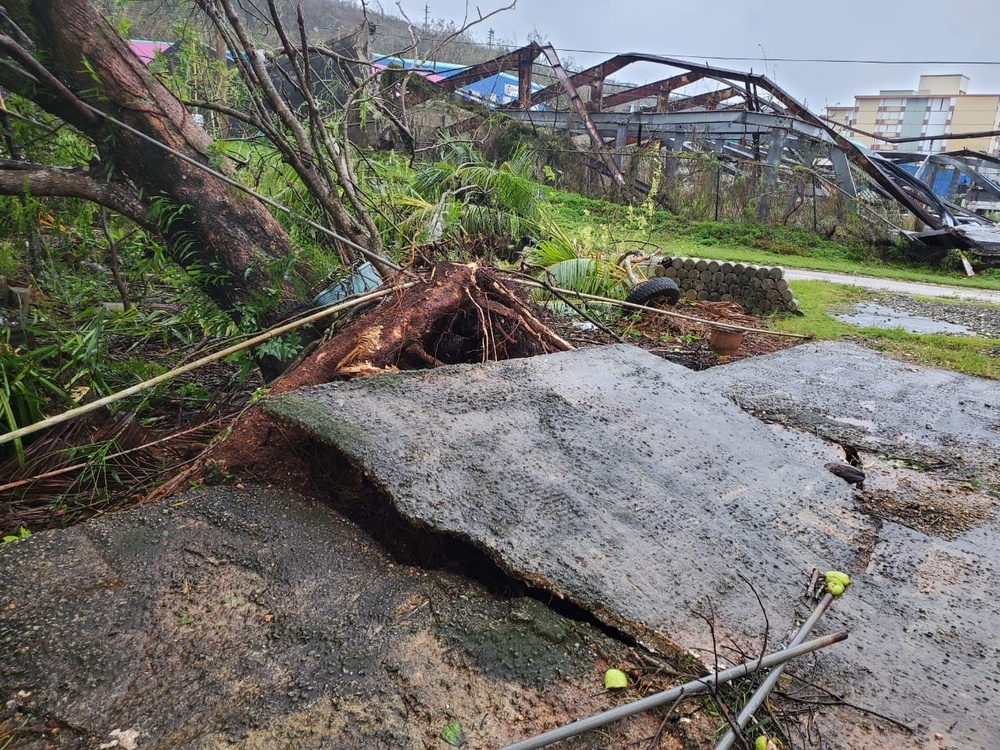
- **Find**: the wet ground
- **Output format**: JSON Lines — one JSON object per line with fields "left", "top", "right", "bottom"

{"left": 3, "top": 293, "right": 999, "bottom": 749}
{"left": 831, "top": 292, "right": 1000, "bottom": 340}
{"left": 835, "top": 302, "right": 974, "bottom": 334}
{"left": 266, "top": 343, "right": 1000, "bottom": 749}
{"left": 1, "top": 487, "right": 714, "bottom": 749}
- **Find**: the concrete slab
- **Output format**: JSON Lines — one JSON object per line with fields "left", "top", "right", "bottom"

{"left": 265, "top": 345, "right": 920, "bottom": 742}
{"left": 701, "top": 342, "right": 1000, "bottom": 747}
{"left": 267, "top": 343, "right": 1000, "bottom": 748}
{"left": 0, "top": 487, "right": 668, "bottom": 748}
{"left": 702, "top": 340, "right": 1000, "bottom": 479}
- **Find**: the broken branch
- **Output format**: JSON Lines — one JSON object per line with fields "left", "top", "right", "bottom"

{"left": 500, "top": 631, "right": 849, "bottom": 750}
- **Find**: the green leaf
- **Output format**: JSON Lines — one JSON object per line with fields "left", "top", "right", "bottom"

{"left": 603, "top": 668, "right": 629, "bottom": 689}
{"left": 441, "top": 720, "right": 465, "bottom": 747}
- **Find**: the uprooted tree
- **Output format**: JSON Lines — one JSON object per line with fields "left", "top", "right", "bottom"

{"left": 0, "top": 0, "right": 521, "bottom": 346}
{"left": 0, "top": 0, "right": 574, "bottom": 513}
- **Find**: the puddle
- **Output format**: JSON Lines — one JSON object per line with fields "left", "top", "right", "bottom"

{"left": 835, "top": 303, "right": 972, "bottom": 334}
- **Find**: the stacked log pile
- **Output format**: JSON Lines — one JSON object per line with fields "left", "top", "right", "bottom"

{"left": 655, "top": 257, "right": 799, "bottom": 315}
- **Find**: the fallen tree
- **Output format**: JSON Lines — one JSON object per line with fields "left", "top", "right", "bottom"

{"left": 137, "top": 262, "right": 572, "bottom": 498}
{"left": 0, "top": 0, "right": 311, "bottom": 322}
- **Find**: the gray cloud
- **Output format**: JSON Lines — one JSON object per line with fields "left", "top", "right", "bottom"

{"left": 391, "top": 0, "right": 1000, "bottom": 111}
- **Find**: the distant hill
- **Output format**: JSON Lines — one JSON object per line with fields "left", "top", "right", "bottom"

{"left": 120, "top": 0, "right": 504, "bottom": 66}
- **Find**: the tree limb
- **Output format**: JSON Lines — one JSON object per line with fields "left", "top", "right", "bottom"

{"left": 0, "top": 160, "right": 153, "bottom": 230}
{"left": 0, "top": 33, "right": 97, "bottom": 125}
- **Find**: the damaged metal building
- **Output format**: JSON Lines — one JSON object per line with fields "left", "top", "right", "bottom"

{"left": 387, "top": 43, "right": 1000, "bottom": 267}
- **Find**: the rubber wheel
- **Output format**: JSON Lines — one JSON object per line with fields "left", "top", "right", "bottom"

{"left": 625, "top": 277, "right": 680, "bottom": 307}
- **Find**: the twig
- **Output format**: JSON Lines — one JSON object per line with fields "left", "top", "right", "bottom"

{"left": 646, "top": 693, "right": 687, "bottom": 750}
{"left": 693, "top": 602, "right": 751, "bottom": 749}
{"left": 499, "top": 631, "right": 849, "bottom": 750}
{"left": 777, "top": 674, "right": 914, "bottom": 733}
{"left": 0, "top": 418, "right": 228, "bottom": 493}
{"left": 99, "top": 207, "right": 130, "bottom": 309}
{"left": 714, "top": 592, "right": 836, "bottom": 750}
{"left": 508, "top": 268, "right": 625, "bottom": 343}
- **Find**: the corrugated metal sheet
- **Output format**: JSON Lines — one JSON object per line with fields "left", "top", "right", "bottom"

{"left": 373, "top": 55, "right": 543, "bottom": 107}
{"left": 128, "top": 40, "right": 172, "bottom": 65}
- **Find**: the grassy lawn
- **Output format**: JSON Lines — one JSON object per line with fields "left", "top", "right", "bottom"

{"left": 544, "top": 188, "right": 1000, "bottom": 378}
{"left": 544, "top": 187, "right": 1000, "bottom": 291}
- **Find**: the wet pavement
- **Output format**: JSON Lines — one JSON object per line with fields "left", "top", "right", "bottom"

{"left": 266, "top": 343, "right": 1000, "bottom": 748}
{"left": 0, "top": 487, "right": 668, "bottom": 749}
{"left": 782, "top": 268, "right": 1000, "bottom": 304}
{"left": 3, "top": 343, "right": 998, "bottom": 749}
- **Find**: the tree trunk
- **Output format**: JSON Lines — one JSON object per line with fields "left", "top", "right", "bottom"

{"left": 2, "top": 0, "right": 304, "bottom": 320}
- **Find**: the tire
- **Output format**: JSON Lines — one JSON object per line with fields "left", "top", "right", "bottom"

{"left": 625, "top": 277, "right": 680, "bottom": 307}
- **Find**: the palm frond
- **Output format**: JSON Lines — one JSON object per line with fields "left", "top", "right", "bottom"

{"left": 538, "top": 258, "right": 629, "bottom": 299}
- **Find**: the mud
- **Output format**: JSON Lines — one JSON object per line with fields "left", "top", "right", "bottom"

{"left": 0, "top": 486, "right": 699, "bottom": 749}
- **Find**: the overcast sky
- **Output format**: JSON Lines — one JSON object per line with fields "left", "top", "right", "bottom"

{"left": 389, "top": 0, "right": 1000, "bottom": 111}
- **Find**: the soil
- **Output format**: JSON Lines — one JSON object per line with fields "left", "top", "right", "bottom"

{"left": 0, "top": 486, "right": 721, "bottom": 750}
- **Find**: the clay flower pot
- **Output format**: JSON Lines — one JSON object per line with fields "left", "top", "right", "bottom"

{"left": 709, "top": 326, "right": 743, "bottom": 355}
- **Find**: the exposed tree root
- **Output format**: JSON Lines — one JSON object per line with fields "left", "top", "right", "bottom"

{"left": 147, "top": 262, "right": 572, "bottom": 500}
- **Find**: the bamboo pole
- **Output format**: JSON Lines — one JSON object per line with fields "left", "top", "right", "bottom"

{"left": 0, "top": 286, "right": 407, "bottom": 447}
{"left": 512, "top": 278, "right": 813, "bottom": 339}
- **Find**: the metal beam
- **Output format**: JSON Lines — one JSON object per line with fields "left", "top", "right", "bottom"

{"left": 435, "top": 43, "right": 543, "bottom": 94}
{"left": 512, "top": 47, "right": 941, "bottom": 225}
{"left": 411, "top": 44, "right": 953, "bottom": 230}
{"left": 829, "top": 147, "right": 857, "bottom": 200}
{"left": 536, "top": 45, "right": 627, "bottom": 188}
{"left": 758, "top": 128, "right": 788, "bottom": 219}
{"left": 739, "top": 74, "right": 944, "bottom": 227}
{"left": 597, "top": 71, "right": 705, "bottom": 111}
{"left": 665, "top": 86, "right": 740, "bottom": 112}
{"left": 927, "top": 155, "right": 1000, "bottom": 202}
{"left": 507, "top": 110, "right": 833, "bottom": 144}
{"left": 523, "top": 57, "right": 635, "bottom": 107}
{"left": 516, "top": 46, "right": 533, "bottom": 108}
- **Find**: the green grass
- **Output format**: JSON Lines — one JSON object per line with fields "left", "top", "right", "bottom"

{"left": 544, "top": 186, "right": 1000, "bottom": 291}
{"left": 543, "top": 184, "right": 1000, "bottom": 378}
{"left": 768, "top": 281, "right": 1000, "bottom": 379}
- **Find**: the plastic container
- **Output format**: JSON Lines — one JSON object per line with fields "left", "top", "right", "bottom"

{"left": 313, "top": 261, "right": 383, "bottom": 307}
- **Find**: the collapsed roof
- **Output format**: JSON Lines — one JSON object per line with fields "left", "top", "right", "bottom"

{"left": 390, "top": 42, "right": 1000, "bottom": 265}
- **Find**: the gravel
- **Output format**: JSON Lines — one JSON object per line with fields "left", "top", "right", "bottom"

{"left": 861, "top": 292, "right": 1000, "bottom": 340}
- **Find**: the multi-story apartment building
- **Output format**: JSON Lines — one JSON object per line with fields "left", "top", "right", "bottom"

{"left": 825, "top": 74, "right": 1000, "bottom": 155}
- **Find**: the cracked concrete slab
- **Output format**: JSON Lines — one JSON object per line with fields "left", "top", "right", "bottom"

{"left": 701, "top": 340, "right": 1000, "bottom": 480}
{"left": 1, "top": 487, "right": 670, "bottom": 749}
{"left": 266, "top": 343, "right": 1000, "bottom": 748}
